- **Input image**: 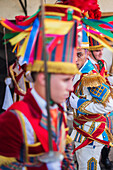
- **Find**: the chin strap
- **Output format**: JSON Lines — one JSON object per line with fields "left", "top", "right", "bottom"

{"left": 48, "top": 73, "right": 55, "bottom": 106}
{"left": 91, "top": 51, "right": 97, "bottom": 61}
{"left": 91, "top": 51, "right": 104, "bottom": 72}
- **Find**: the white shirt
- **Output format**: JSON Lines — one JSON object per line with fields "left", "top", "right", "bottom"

{"left": 31, "top": 88, "right": 47, "bottom": 115}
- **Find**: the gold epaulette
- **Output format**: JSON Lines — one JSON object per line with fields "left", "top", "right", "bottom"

{"left": 81, "top": 73, "right": 106, "bottom": 87}
{"left": 66, "top": 134, "right": 73, "bottom": 145}
{"left": 0, "top": 155, "right": 17, "bottom": 166}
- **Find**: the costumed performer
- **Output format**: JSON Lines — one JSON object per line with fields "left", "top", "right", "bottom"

{"left": 69, "top": 30, "right": 113, "bottom": 170}
{"left": 88, "top": 36, "right": 113, "bottom": 169}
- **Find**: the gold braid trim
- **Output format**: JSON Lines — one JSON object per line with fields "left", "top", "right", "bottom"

{"left": 27, "top": 61, "right": 80, "bottom": 75}
{"left": 0, "top": 156, "right": 17, "bottom": 166}
{"left": 88, "top": 44, "right": 103, "bottom": 51}
{"left": 74, "top": 114, "right": 104, "bottom": 122}
{"left": 77, "top": 100, "right": 100, "bottom": 115}
{"left": 100, "top": 77, "right": 113, "bottom": 100}
{"left": 105, "top": 126, "right": 113, "bottom": 143}
{"left": 92, "top": 91, "right": 110, "bottom": 107}
{"left": 82, "top": 122, "right": 95, "bottom": 143}
{"left": 45, "top": 4, "right": 81, "bottom": 13}
{"left": 81, "top": 73, "right": 106, "bottom": 87}
{"left": 66, "top": 134, "right": 73, "bottom": 145}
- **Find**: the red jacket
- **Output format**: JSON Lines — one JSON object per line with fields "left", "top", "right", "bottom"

{"left": 0, "top": 90, "right": 67, "bottom": 169}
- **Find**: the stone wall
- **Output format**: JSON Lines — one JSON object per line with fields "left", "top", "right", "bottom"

{"left": 0, "top": 0, "right": 113, "bottom": 20}
{"left": 0, "top": 0, "right": 56, "bottom": 20}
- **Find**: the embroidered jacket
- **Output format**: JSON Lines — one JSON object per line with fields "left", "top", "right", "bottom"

{"left": 88, "top": 56, "right": 113, "bottom": 133}
{"left": 0, "top": 90, "right": 68, "bottom": 169}
{"left": 71, "top": 60, "right": 113, "bottom": 152}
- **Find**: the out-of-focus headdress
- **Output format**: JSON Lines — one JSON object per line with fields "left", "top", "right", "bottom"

{"left": 1, "top": 4, "right": 82, "bottom": 75}
{"left": 78, "top": 25, "right": 89, "bottom": 49}
{"left": 89, "top": 36, "right": 103, "bottom": 51}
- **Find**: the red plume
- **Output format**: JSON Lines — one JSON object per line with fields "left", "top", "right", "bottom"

{"left": 15, "top": 15, "right": 29, "bottom": 25}
{"left": 88, "top": 3, "right": 101, "bottom": 19}
{"left": 59, "top": 0, "right": 98, "bottom": 12}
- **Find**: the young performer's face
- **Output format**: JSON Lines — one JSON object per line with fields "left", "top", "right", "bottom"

{"left": 76, "top": 48, "right": 88, "bottom": 69}
{"left": 92, "top": 49, "right": 103, "bottom": 61}
{"left": 34, "top": 72, "right": 73, "bottom": 104}
{"left": 50, "top": 74, "right": 73, "bottom": 103}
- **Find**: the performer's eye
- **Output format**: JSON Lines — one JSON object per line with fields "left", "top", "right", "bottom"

{"left": 95, "top": 50, "right": 101, "bottom": 52}
{"left": 63, "top": 78, "right": 71, "bottom": 82}
{"left": 77, "top": 52, "right": 83, "bottom": 58}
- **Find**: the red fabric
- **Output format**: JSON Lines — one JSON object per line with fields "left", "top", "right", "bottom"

{"left": 59, "top": 0, "right": 98, "bottom": 12}
{"left": 99, "top": 59, "right": 105, "bottom": 77}
{"left": 92, "top": 60, "right": 105, "bottom": 77}
{"left": 0, "top": 90, "right": 67, "bottom": 169}
{"left": 73, "top": 114, "right": 109, "bottom": 153}
{"left": 0, "top": 111, "right": 23, "bottom": 158}
{"left": 94, "top": 63, "right": 105, "bottom": 77}
{"left": 100, "top": 21, "right": 113, "bottom": 30}
{"left": 21, "top": 63, "right": 27, "bottom": 72}
{"left": 0, "top": 90, "right": 62, "bottom": 169}
{"left": 15, "top": 70, "right": 25, "bottom": 82}
{"left": 88, "top": 1, "right": 101, "bottom": 19}
{"left": 15, "top": 15, "right": 29, "bottom": 25}
{"left": 8, "top": 90, "right": 58, "bottom": 152}
{"left": 45, "top": 6, "right": 81, "bottom": 20}
{"left": 100, "top": 66, "right": 105, "bottom": 77}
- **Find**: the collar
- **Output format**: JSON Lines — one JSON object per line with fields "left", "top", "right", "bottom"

{"left": 80, "top": 60, "right": 94, "bottom": 73}
{"left": 73, "top": 74, "right": 81, "bottom": 86}
{"left": 31, "top": 88, "right": 47, "bottom": 116}
{"left": 31, "top": 88, "right": 58, "bottom": 116}
{"left": 73, "top": 60, "right": 94, "bottom": 86}
{"left": 80, "top": 60, "right": 88, "bottom": 72}
{"left": 73, "top": 60, "right": 88, "bottom": 86}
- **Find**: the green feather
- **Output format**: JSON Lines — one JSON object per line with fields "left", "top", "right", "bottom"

{"left": 82, "top": 18, "right": 113, "bottom": 39}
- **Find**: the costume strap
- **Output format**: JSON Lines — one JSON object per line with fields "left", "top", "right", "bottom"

{"left": 73, "top": 114, "right": 110, "bottom": 153}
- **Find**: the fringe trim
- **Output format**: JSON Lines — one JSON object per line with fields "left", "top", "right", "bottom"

{"left": 0, "top": 155, "right": 17, "bottom": 166}
{"left": 27, "top": 61, "right": 80, "bottom": 75}
{"left": 109, "top": 66, "right": 113, "bottom": 76}
{"left": 66, "top": 134, "right": 73, "bottom": 145}
{"left": 89, "top": 45, "right": 103, "bottom": 51}
{"left": 110, "top": 87, "right": 113, "bottom": 99}
{"left": 81, "top": 73, "right": 106, "bottom": 87}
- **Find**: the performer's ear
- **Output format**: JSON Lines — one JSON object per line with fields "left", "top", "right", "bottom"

{"left": 88, "top": 50, "right": 91, "bottom": 56}
{"left": 37, "top": 73, "right": 45, "bottom": 86}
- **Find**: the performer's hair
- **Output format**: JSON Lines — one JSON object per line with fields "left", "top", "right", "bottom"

{"left": 31, "top": 72, "right": 38, "bottom": 82}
